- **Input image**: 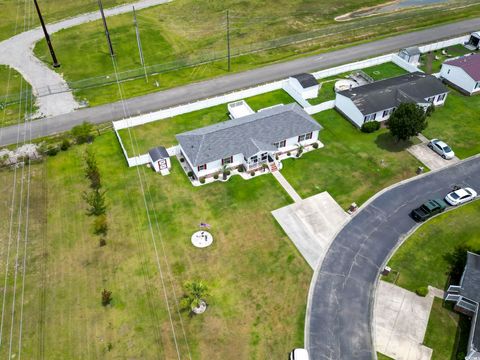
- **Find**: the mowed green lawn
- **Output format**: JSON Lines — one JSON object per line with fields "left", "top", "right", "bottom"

{"left": 0, "top": 131, "right": 311, "bottom": 359}
{"left": 383, "top": 200, "right": 480, "bottom": 292}
{"left": 33, "top": 0, "right": 480, "bottom": 106}
{"left": 0, "top": 65, "right": 36, "bottom": 126}
{"left": 118, "top": 89, "right": 295, "bottom": 156}
{"left": 309, "top": 62, "right": 408, "bottom": 105}
{"left": 423, "top": 298, "right": 470, "bottom": 360}
{"left": 281, "top": 109, "right": 424, "bottom": 208}
{"left": 423, "top": 88, "right": 480, "bottom": 159}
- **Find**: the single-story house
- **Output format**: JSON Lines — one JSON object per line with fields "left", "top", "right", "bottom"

{"left": 176, "top": 103, "right": 322, "bottom": 180}
{"left": 286, "top": 73, "right": 319, "bottom": 100}
{"left": 398, "top": 46, "right": 421, "bottom": 65}
{"left": 465, "top": 32, "right": 480, "bottom": 51}
{"left": 446, "top": 252, "right": 480, "bottom": 360}
{"left": 149, "top": 146, "right": 171, "bottom": 175}
{"left": 440, "top": 53, "right": 480, "bottom": 95}
{"left": 335, "top": 72, "right": 448, "bottom": 128}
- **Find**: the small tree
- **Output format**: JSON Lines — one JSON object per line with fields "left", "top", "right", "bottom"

{"left": 93, "top": 214, "right": 108, "bottom": 235}
{"left": 84, "top": 149, "right": 101, "bottom": 189}
{"left": 180, "top": 280, "right": 210, "bottom": 313}
{"left": 388, "top": 103, "right": 428, "bottom": 142}
{"left": 296, "top": 143, "right": 304, "bottom": 157}
{"left": 221, "top": 164, "right": 230, "bottom": 180}
{"left": 71, "top": 122, "right": 94, "bottom": 144}
{"left": 101, "top": 289, "right": 112, "bottom": 306}
{"left": 83, "top": 189, "right": 107, "bottom": 216}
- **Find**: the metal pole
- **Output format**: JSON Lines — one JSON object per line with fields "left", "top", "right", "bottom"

{"left": 133, "top": 6, "right": 148, "bottom": 82}
{"left": 33, "top": 0, "right": 60, "bottom": 68}
{"left": 227, "top": 10, "right": 231, "bottom": 72}
{"left": 98, "top": 0, "right": 115, "bottom": 57}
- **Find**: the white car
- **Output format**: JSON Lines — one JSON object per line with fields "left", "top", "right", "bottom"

{"left": 445, "top": 187, "right": 477, "bottom": 206}
{"left": 428, "top": 139, "right": 455, "bottom": 159}
{"left": 289, "top": 348, "right": 309, "bottom": 360}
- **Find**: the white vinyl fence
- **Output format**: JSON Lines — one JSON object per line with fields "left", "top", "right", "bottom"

{"left": 305, "top": 100, "right": 335, "bottom": 115}
{"left": 418, "top": 35, "right": 469, "bottom": 54}
{"left": 391, "top": 54, "right": 422, "bottom": 73}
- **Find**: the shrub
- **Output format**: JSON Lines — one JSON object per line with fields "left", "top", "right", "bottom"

{"left": 275, "top": 154, "right": 279, "bottom": 160}
{"left": 99, "top": 238, "right": 107, "bottom": 247}
{"left": 312, "top": 142, "right": 319, "bottom": 149}
{"left": 225, "top": 170, "right": 231, "bottom": 176}
{"left": 415, "top": 286, "right": 428, "bottom": 297}
{"left": 199, "top": 177, "right": 205, "bottom": 184}
{"left": 426, "top": 104, "right": 435, "bottom": 117}
{"left": 250, "top": 171, "right": 255, "bottom": 177}
{"left": 361, "top": 121, "right": 381, "bottom": 133}
{"left": 93, "top": 214, "right": 108, "bottom": 236}
{"left": 60, "top": 138, "right": 71, "bottom": 151}
{"left": 187, "top": 171, "right": 194, "bottom": 177}
{"left": 71, "top": 121, "right": 94, "bottom": 144}
{"left": 287, "top": 152, "right": 291, "bottom": 156}
{"left": 45, "top": 146, "right": 59, "bottom": 156}
{"left": 238, "top": 165, "right": 245, "bottom": 173}
{"left": 213, "top": 174, "right": 219, "bottom": 180}
{"left": 180, "top": 158, "right": 185, "bottom": 163}
{"left": 101, "top": 289, "right": 112, "bottom": 306}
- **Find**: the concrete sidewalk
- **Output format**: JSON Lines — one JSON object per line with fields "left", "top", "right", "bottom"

{"left": 272, "top": 192, "right": 349, "bottom": 269}
{"left": 272, "top": 170, "right": 302, "bottom": 203}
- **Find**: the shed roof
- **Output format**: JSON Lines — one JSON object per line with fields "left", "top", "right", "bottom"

{"left": 291, "top": 73, "right": 318, "bottom": 88}
{"left": 176, "top": 103, "right": 322, "bottom": 166}
{"left": 338, "top": 72, "right": 447, "bottom": 115}
{"left": 402, "top": 46, "right": 421, "bottom": 56}
{"left": 444, "top": 53, "right": 480, "bottom": 81}
{"left": 148, "top": 146, "right": 169, "bottom": 162}
{"left": 460, "top": 252, "right": 480, "bottom": 303}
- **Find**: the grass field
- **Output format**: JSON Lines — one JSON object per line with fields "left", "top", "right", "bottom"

{"left": 0, "top": 131, "right": 311, "bottom": 359}
{"left": 0, "top": 65, "right": 36, "bottom": 127}
{"left": 32, "top": 0, "right": 480, "bottom": 106}
{"left": 377, "top": 353, "right": 394, "bottom": 360}
{"left": 309, "top": 62, "right": 407, "bottom": 105}
{"left": 420, "top": 45, "right": 478, "bottom": 74}
{"left": 118, "top": 89, "right": 295, "bottom": 156}
{"left": 281, "top": 109, "right": 423, "bottom": 208}
{"left": 423, "top": 298, "right": 470, "bottom": 360}
{"left": 383, "top": 200, "right": 480, "bottom": 293}
{"left": 423, "top": 88, "right": 480, "bottom": 159}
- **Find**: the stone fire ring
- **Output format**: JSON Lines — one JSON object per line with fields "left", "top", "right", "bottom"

{"left": 191, "top": 231, "right": 213, "bottom": 248}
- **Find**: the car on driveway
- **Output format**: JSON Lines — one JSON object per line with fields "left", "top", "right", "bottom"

{"left": 428, "top": 139, "right": 455, "bottom": 159}
{"left": 410, "top": 199, "right": 447, "bottom": 222}
{"left": 445, "top": 187, "right": 477, "bottom": 206}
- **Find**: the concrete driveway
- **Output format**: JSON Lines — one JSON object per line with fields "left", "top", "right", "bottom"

{"left": 272, "top": 192, "right": 349, "bottom": 269}
{"left": 408, "top": 142, "right": 460, "bottom": 170}
{"left": 306, "top": 156, "right": 480, "bottom": 360}
{"left": 374, "top": 281, "right": 442, "bottom": 360}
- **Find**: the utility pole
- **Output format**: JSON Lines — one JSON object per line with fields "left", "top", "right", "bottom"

{"left": 226, "top": 10, "right": 231, "bottom": 72}
{"left": 98, "top": 0, "right": 115, "bottom": 57}
{"left": 33, "top": 0, "right": 60, "bottom": 68}
{"left": 133, "top": 6, "right": 148, "bottom": 82}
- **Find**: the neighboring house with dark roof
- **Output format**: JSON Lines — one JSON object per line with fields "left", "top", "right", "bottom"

{"left": 148, "top": 146, "right": 171, "bottom": 175}
{"left": 286, "top": 73, "right": 319, "bottom": 100}
{"left": 176, "top": 103, "right": 322, "bottom": 179}
{"left": 398, "top": 46, "right": 421, "bottom": 65}
{"left": 335, "top": 72, "right": 448, "bottom": 128}
{"left": 446, "top": 252, "right": 480, "bottom": 360}
{"left": 440, "top": 53, "right": 480, "bottom": 95}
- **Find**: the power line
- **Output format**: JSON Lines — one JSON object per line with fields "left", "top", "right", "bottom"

{"left": 133, "top": 6, "right": 148, "bottom": 83}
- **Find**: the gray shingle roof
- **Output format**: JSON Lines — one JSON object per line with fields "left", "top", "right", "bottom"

{"left": 176, "top": 103, "right": 322, "bottom": 166}
{"left": 291, "top": 73, "right": 318, "bottom": 88}
{"left": 460, "top": 252, "right": 480, "bottom": 303}
{"left": 338, "top": 72, "right": 448, "bottom": 115}
{"left": 148, "top": 146, "right": 169, "bottom": 162}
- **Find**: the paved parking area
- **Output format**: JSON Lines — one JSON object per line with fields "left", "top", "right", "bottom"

{"left": 271, "top": 192, "right": 349, "bottom": 269}
{"left": 374, "top": 281, "right": 445, "bottom": 360}
{"left": 408, "top": 141, "right": 460, "bottom": 171}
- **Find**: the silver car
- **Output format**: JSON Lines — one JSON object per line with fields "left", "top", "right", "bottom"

{"left": 428, "top": 139, "right": 455, "bottom": 159}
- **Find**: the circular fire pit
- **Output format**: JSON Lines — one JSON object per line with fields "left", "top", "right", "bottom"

{"left": 191, "top": 231, "right": 213, "bottom": 248}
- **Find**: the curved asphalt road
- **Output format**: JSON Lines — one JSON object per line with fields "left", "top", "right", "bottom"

{"left": 1, "top": 18, "right": 480, "bottom": 146}
{"left": 306, "top": 156, "right": 480, "bottom": 359}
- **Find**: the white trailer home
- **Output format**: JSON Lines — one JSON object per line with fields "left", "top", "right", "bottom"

{"left": 440, "top": 54, "right": 480, "bottom": 96}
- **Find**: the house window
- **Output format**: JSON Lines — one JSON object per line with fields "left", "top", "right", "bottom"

{"left": 427, "top": 96, "right": 435, "bottom": 103}
{"left": 476, "top": 82, "right": 480, "bottom": 89}
{"left": 382, "top": 110, "right": 390, "bottom": 118}
{"left": 363, "top": 113, "right": 376, "bottom": 122}
{"left": 437, "top": 93, "right": 446, "bottom": 102}
{"left": 261, "top": 153, "right": 268, "bottom": 161}
{"left": 305, "top": 132, "right": 313, "bottom": 140}
{"left": 197, "top": 164, "right": 207, "bottom": 171}
{"left": 298, "top": 134, "right": 306, "bottom": 142}
{"left": 274, "top": 140, "right": 286, "bottom": 149}
{"left": 447, "top": 69, "right": 451, "bottom": 74}
{"left": 222, "top": 156, "right": 233, "bottom": 165}
{"left": 250, "top": 155, "right": 258, "bottom": 163}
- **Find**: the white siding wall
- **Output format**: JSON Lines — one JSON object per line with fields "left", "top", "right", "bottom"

{"left": 286, "top": 78, "right": 319, "bottom": 100}
{"left": 193, "top": 153, "right": 245, "bottom": 179}
{"left": 440, "top": 64, "right": 477, "bottom": 94}
{"left": 335, "top": 93, "right": 364, "bottom": 127}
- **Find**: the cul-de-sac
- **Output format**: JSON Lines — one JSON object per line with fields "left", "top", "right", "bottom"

{"left": 1, "top": 1, "right": 480, "bottom": 359}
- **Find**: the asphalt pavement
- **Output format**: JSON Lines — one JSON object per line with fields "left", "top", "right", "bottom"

{"left": 1, "top": 18, "right": 480, "bottom": 146}
{"left": 306, "top": 156, "right": 480, "bottom": 360}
